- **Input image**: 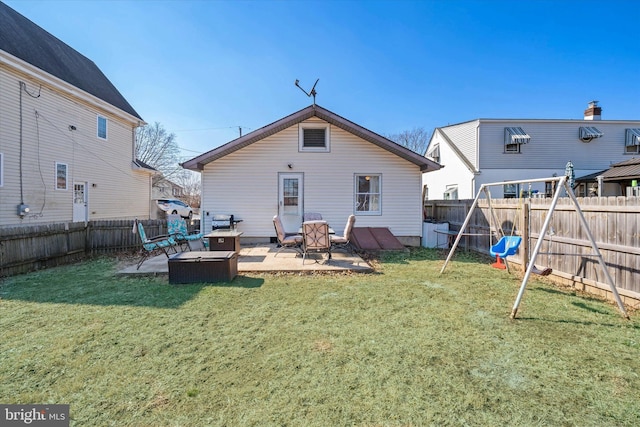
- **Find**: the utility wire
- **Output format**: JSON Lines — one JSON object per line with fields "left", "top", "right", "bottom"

{"left": 173, "top": 125, "right": 251, "bottom": 132}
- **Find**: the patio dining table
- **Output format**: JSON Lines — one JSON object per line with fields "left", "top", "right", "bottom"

{"left": 298, "top": 226, "right": 335, "bottom": 235}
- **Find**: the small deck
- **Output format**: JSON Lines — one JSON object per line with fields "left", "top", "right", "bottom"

{"left": 118, "top": 243, "right": 373, "bottom": 276}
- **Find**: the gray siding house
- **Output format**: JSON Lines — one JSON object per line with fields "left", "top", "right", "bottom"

{"left": 424, "top": 102, "right": 640, "bottom": 199}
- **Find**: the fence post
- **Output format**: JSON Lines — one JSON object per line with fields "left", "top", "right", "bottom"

{"left": 464, "top": 200, "right": 471, "bottom": 251}
{"left": 85, "top": 221, "right": 91, "bottom": 255}
{"left": 522, "top": 199, "right": 530, "bottom": 266}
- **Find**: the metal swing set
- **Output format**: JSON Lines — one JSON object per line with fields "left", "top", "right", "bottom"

{"left": 439, "top": 176, "right": 629, "bottom": 320}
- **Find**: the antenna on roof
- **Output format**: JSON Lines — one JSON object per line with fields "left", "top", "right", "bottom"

{"left": 294, "top": 78, "right": 319, "bottom": 105}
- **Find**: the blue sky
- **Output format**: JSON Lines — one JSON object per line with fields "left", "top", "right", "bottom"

{"left": 6, "top": 0, "right": 640, "bottom": 161}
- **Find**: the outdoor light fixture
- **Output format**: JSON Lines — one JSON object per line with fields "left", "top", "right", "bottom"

{"left": 18, "top": 204, "right": 30, "bottom": 217}
{"left": 287, "top": 163, "right": 293, "bottom": 169}
{"left": 69, "top": 125, "right": 77, "bottom": 131}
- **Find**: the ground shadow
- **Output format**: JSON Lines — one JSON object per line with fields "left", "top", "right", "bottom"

{"left": 177, "top": 275, "right": 264, "bottom": 289}
{"left": 514, "top": 316, "right": 638, "bottom": 328}
{"left": 0, "top": 264, "right": 264, "bottom": 309}
{"left": 571, "top": 301, "right": 613, "bottom": 316}
{"left": 380, "top": 247, "right": 493, "bottom": 266}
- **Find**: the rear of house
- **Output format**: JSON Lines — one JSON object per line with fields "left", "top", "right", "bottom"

{"left": 182, "top": 104, "right": 440, "bottom": 246}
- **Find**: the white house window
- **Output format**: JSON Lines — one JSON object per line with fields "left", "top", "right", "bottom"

{"left": 427, "top": 144, "right": 440, "bottom": 163}
{"left": 504, "top": 127, "right": 530, "bottom": 154}
{"left": 545, "top": 181, "right": 555, "bottom": 198}
{"left": 355, "top": 174, "right": 381, "bottom": 214}
{"left": 299, "top": 124, "right": 330, "bottom": 152}
{"left": 56, "top": 162, "right": 68, "bottom": 190}
{"left": 97, "top": 115, "right": 107, "bottom": 140}
{"left": 0, "top": 152, "right": 3, "bottom": 187}
{"left": 443, "top": 185, "right": 458, "bottom": 200}
{"left": 503, "top": 183, "right": 519, "bottom": 198}
{"left": 625, "top": 128, "right": 640, "bottom": 154}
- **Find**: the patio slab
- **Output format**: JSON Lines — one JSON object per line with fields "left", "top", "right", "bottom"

{"left": 117, "top": 243, "right": 373, "bottom": 276}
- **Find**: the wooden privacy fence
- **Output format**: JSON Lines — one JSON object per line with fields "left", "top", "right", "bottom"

{"left": 425, "top": 197, "right": 640, "bottom": 305}
{"left": 0, "top": 219, "right": 201, "bottom": 277}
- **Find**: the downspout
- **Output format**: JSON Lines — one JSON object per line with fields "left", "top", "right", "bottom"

{"left": 474, "top": 121, "right": 481, "bottom": 198}
{"left": 597, "top": 175, "right": 604, "bottom": 197}
{"left": 471, "top": 175, "right": 476, "bottom": 199}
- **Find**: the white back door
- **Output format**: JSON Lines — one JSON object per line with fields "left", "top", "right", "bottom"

{"left": 278, "top": 173, "right": 303, "bottom": 233}
{"left": 73, "top": 182, "right": 88, "bottom": 222}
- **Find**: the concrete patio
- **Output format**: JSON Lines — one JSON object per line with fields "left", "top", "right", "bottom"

{"left": 118, "top": 243, "right": 374, "bottom": 276}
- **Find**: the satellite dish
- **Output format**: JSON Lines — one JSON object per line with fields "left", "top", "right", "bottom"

{"left": 294, "top": 78, "right": 319, "bottom": 105}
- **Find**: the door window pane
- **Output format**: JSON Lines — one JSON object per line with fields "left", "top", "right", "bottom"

{"left": 74, "top": 184, "right": 85, "bottom": 203}
{"left": 283, "top": 178, "right": 299, "bottom": 214}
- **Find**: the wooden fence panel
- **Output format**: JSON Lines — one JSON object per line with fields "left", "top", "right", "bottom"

{"left": 425, "top": 196, "right": 640, "bottom": 298}
{"left": 0, "top": 219, "right": 202, "bottom": 277}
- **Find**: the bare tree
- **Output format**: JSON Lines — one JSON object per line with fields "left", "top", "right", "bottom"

{"left": 176, "top": 171, "right": 201, "bottom": 208}
{"left": 385, "top": 127, "right": 430, "bottom": 155}
{"left": 135, "top": 122, "right": 182, "bottom": 184}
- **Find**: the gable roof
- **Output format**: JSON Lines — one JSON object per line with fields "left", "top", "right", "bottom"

{"left": 181, "top": 104, "right": 441, "bottom": 172}
{"left": 132, "top": 158, "right": 158, "bottom": 173}
{"left": 428, "top": 127, "right": 478, "bottom": 174}
{"left": 0, "top": 2, "right": 142, "bottom": 120}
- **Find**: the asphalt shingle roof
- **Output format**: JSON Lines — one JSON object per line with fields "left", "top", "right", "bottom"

{"left": 0, "top": 1, "right": 142, "bottom": 120}
{"left": 600, "top": 158, "right": 640, "bottom": 181}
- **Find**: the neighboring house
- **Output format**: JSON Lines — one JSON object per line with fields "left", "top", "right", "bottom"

{"left": 182, "top": 104, "right": 441, "bottom": 246}
{"left": 423, "top": 102, "right": 640, "bottom": 199}
{"left": 152, "top": 178, "right": 185, "bottom": 201}
{"left": 574, "top": 157, "right": 640, "bottom": 197}
{"left": 0, "top": 3, "right": 155, "bottom": 226}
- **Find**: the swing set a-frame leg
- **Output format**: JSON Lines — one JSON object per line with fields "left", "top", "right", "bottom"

{"left": 511, "top": 176, "right": 629, "bottom": 320}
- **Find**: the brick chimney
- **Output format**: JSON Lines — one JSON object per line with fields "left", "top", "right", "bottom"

{"left": 584, "top": 100, "right": 602, "bottom": 120}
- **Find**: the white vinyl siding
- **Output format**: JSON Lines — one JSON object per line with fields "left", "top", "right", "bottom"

{"left": 202, "top": 118, "right": 422, "bottom": 239}
{"left": 422, "top": 130, "right": 476, "bottom": 199}
{"left": 0, "top": 152, "right": 3, "bottom": 187}
{"left": 439, "top": 120, "right": 479, "bottom": 169}
{"left": 0, "top": 66, "right": 150, "bottom": 225}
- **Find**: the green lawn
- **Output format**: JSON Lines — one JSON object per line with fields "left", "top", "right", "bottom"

{"left": 1, "top": 249, "right": 639, "bottom": 426}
